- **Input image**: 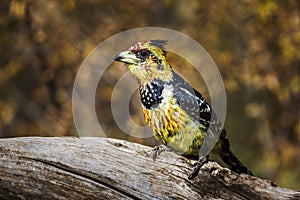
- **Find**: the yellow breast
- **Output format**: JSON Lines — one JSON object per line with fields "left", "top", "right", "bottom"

{"left": 143, "top": 98, "right": 187, "bottom": 143}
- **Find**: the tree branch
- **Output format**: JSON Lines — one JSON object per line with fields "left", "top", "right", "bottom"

{"left": 0, "top": 137, "right": 299, "bottom": 199}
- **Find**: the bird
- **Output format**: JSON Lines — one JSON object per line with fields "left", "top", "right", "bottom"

{"left": 114, "top": 40, "right": 253, "bottom": 179}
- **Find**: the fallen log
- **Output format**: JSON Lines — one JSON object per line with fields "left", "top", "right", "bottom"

{"left": 0, "top": 137, "right": 299, "bottom": 199}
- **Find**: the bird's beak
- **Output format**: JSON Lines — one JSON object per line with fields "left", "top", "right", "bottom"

{"left": 114, "top": 50, "right": 140, "bottom": 64}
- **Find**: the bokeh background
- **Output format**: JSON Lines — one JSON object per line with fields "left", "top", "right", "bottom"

{"left": 1, "top": 0, "right": 300, "bottom": 189}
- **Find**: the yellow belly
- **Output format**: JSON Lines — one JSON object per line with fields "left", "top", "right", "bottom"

{"left": 143, "top": 100, "right": 207, "bottom": 155}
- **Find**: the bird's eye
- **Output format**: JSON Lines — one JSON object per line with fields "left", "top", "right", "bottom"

{"left": 139, "top": 50, "right": 150, "bottom": 57}
{"left": 137, "top": 49, "right": 151, "bottom": 61}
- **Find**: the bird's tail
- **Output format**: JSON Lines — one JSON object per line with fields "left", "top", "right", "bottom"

{"left": 220, "top": 148, "right": 253, "bottom": 176}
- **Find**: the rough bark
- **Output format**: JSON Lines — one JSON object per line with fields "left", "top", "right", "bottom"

{"left": 0, "top": 137, "right": 299, "bottom": 200}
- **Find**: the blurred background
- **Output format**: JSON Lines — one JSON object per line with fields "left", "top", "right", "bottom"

{"left": 0, "top": 0, "right": 300, "bottom": 189}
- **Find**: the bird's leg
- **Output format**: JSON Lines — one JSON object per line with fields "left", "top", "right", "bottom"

{"left": 152, "top": 145, "right": 171, "bottom": 161}
{"left": 188, "top": 155, "right": 208, "bottom": 180}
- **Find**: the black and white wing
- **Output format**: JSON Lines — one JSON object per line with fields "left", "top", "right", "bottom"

{"left": 172, "top": 72, "right": 212, "bottom": 127}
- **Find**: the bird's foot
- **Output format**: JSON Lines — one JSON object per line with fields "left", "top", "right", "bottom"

{"left": 152, "top": 145, "right": 170, "bottom": 161}
{"left": 188, "top": 156, "right": 208, "bottom": 180}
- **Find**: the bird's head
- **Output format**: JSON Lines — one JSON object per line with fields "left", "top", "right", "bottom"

{"left": 114, "top": 40, "right": 173, "bottom": 84}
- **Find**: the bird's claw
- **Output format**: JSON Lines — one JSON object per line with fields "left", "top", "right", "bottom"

{"left": 188, "top": 156, "right": 208, "bottom": 180}
{"left": 152, "top": 145, "right": 169, "bottom": 161}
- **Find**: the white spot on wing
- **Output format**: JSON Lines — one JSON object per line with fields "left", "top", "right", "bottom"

{"left": 179, "top": 87, "right": 205, "bottom": 105}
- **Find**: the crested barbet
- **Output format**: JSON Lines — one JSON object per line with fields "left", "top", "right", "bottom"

{"left": 114, "top": 40, "right": 253, "bottom": 179}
